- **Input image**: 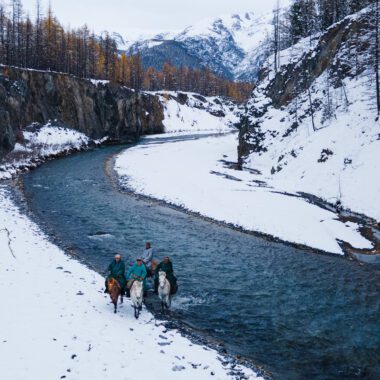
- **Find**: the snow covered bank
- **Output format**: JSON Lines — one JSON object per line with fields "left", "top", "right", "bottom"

{"left": 240, "top": 6, "right": 380, "bottom": 223}
{"left": 114, "top": 134, "right": 372, "bottom": 255}
{"left": 0, "top": 123, "right": 106, "bottom": 180}
{"left": 0, "top": 188, "right": 260, "bottom": 379}
{"left": 152, "top": 92, "right": 242, "bottom": 133}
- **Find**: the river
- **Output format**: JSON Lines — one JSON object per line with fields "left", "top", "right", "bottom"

{"left": 20, "top": 137, "right": 380, "bottom": 379}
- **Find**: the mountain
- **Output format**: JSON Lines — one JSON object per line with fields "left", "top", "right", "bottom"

{"left": 124, "top": 12, "right": 273, "bottom": 82}
{"left": 238, "top": 5, "right": 380, "bottom": 222}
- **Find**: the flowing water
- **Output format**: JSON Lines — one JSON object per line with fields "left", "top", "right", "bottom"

{"left": 21, "top": 137, "right": 380, "bottom": 379}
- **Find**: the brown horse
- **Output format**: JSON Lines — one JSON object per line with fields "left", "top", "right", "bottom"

{"left": 107, "top": 278, "right": 123, "bottom": 313}
{"left": 149, "top": 259, "right": 159, "bottom": 277}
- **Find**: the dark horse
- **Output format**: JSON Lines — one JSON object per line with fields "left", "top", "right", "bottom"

{"left": 107, "top": 278, "right": 123, "bottom": 313}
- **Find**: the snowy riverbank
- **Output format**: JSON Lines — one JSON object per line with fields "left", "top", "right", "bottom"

{"left": 0, "top": 187, "right": 261, "bottom": 380}
{"left": 0, "top": 123, "right": 106, "bottom": 180}
{"left": 114, "top": 133, "right": 373, "bottom": 255}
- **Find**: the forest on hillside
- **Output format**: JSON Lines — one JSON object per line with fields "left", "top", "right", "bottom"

{"left": 0, "top": 0, "right": 253, "bottom": 102}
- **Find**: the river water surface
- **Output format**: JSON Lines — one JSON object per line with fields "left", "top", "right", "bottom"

{"left": 21, "top": 138, "right": 380, "bottom": 379}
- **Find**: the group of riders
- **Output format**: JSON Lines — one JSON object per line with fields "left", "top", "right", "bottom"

{"left": 104, "top": 242, "right": 178, "bottom": 297}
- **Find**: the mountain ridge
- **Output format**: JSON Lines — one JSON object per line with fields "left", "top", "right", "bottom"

{"left": 123, "top": 11, "right": 273, "bottom": 81}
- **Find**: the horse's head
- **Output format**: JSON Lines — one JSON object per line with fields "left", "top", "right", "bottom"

{"left": 107, "top": 278, "right": 115, "bottom": 290}
{"left": 131, "top": 279, "right": 143, "bottom": 302}
{"left": 158, "top": 271, "right": 167, "bottom": 287}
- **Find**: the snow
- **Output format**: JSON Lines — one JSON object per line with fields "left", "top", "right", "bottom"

{"left": 245, "top": 71, "right": 380, "bottom": 222}
{"left": 240, "top": 6, "right": 380, "bottom": 223}
{"left": 0, "top": 188, "right": 261, "bottom": 380}
{"left": 114, "top": 133, "right": 372, "bottom": 255}
{"left": 90, "top": 79, "right": 110, "bottom": 86}
{"left": 128, "top": 10, "right": 278, "bottom": 80}
{"left": 153, "top": 92, "right": 241, "bottom": 133}
{"left": 0, "top": 124, "right": 103, "bottom": 180}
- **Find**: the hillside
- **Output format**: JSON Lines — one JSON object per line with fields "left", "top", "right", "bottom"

{"left": 238, "top": 5, "right": 380, "bottom": 222}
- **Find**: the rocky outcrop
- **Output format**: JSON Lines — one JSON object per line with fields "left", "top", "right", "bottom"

{"left": 264, "top": 14, "right": 370, "bottom": 108}
{"left": 0, "top": 66, "right": 165, "bottom": 157}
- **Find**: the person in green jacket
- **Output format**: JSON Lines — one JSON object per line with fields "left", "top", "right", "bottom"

{"left": 154, "top": 256, "right": 177, "bottom": 294}
{"left": 105, "top": 254, "right": 126, "bottom": 295}
{"left": 126, "top": 257, "right": 147, "bottom": 296}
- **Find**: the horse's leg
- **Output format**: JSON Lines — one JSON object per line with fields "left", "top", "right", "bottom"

{"left": 114, "top": 301, "right": 117, "bottom": 314}
{"left": 134, "top": 307, "right": 138, "bottom": 319}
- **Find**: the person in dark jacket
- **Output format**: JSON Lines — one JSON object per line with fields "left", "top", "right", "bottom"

{"left": 154, "top": 256, "right": 177, "bottom": 294}
{"left": 104, "top": 254, "right": 126, "bottom": 294}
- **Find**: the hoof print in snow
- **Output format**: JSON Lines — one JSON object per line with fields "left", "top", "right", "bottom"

{"left": 64, "top": 270, "right": 72, "bottom": 274}
{"left": 60, "top": 376, "right": 66, "bottom": 379}
{"left": 71, "top": 354, "right": 77, "bottom": 359}
{"left": 211, "top": 371, "right": 215, "bottom": 376}
{"left": 172, "top": 365, "right": 185, "bottom": 371}
{"left": 76, "top": 291, "right": 84, "bottom": 295}
{"left": 56, "top": 266, "right": 63, "bottom": 270}
{"left": 318, "top": 149, "right": 333, "bottom": 163}
{"left": 159, "top": 334, "right": 168, "bottom": 340}
{"left": 158, "top": 341, "right": 171, "bottom": 346}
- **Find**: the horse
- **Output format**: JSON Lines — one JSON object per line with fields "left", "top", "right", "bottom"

{"left": 130, "top": 280, "right": 144, "bottom": 319}
{"left": 107, "top": 277, "right": 123, "bottom": 313}
{"left": 158, "top": 271, "right": 171, "bottom": 312}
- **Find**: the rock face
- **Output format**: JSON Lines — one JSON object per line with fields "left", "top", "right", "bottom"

{"left": 0, "top": 66, "right": 165, "bottom": 157}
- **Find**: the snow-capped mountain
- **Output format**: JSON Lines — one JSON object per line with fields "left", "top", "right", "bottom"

{"left": 125, "top": 12, "right": 273, "bottom": 81}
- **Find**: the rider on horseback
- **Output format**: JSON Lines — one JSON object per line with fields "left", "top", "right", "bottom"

{"left": 126, "top": 257, "right": 147, "bottom": 297}
{"left": 105, "top": 253, "right": 126, "bottom": 295}
{"left": 142, "top": 242, "right": 153, "bottom": 275}
{"left": 154, "top": 256, "right": 177, "bottom": 294}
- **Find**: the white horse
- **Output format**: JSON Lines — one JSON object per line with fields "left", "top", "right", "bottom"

{"left": 158, "top": 271, "right": 171, "bottom": 312}
{"left": 130, "top": 280, "right": 144, "bottom": 319}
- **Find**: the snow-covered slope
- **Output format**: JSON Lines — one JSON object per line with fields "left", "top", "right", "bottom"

{"left": 239, "top": 6, "right": 380, "bottom": 221}
{"left": 127, "top": 12, "right": 273, "bottom": 81}
{"left": 151, "top": 92, "right": 242, "bottom": 133}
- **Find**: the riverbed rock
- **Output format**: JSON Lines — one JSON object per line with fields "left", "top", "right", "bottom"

{"left": 0, "top": 66, "right": 165, "bottom": 158}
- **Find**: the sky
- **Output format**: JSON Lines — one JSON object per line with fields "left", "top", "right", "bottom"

{"left": 19, "top": 0, "right": 285, "bottom": 40}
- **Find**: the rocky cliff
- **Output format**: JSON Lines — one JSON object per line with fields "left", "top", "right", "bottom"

{"left": 0, "top": 66, "right": 165, "bottom": 157}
